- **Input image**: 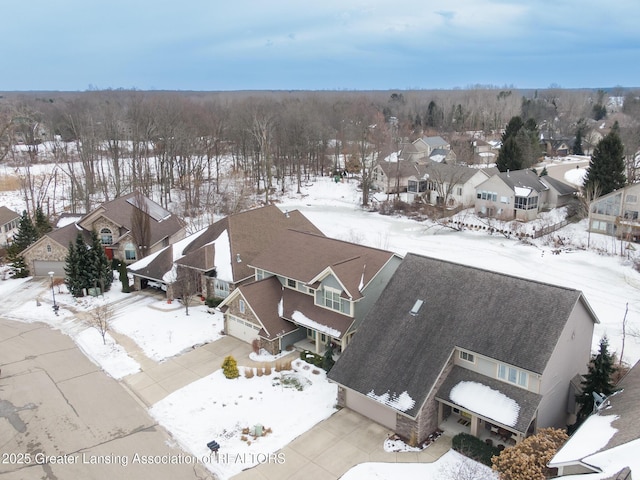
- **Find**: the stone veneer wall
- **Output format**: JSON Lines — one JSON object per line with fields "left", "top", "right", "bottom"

{"left": 395, "top": 354, "right": 455, "bottom": 443}
{"left": 23, "top": 240, "right": 68, "bottom": 271}
{"left": 260, "top": 338, "right": 279, "bottom": 356}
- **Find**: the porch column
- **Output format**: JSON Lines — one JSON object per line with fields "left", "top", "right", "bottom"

{"left": 470, "top": 416, "right": 480, "bottom": 437}
{"left": 315, "top": 332, "right": 321, "bottom": 353}
{"left": 437, "top": 402, "right": 444, "bottom": 424}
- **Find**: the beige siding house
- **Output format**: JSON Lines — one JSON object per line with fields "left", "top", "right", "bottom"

{"left": 329, "top": 253, "right": 598, "bottom": 446}
{"left": 588, "top": 183, "right": 640, "bottom": 243}
{"left": 0, "top": 206, "right": 20, "bottom": 248}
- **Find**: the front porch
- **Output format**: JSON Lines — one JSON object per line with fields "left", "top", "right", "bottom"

{"left": 292, "top": 328, "right": 348, "bottom": 356}
{"left": 439, "top": 411, "right": 518, "bottom": 448}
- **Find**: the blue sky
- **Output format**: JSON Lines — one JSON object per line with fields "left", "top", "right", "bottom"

{"left": 3, "top": 1, "right": 639, "bottom": 91}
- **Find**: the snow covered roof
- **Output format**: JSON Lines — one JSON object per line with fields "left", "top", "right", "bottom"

{"left": 436, "top": 366, "right": 541, "bottom": 433}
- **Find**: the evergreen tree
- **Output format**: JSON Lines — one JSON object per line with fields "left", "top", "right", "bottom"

{"left": 583, "top": 131, "right": 626, "bottom": 196}
{"left": 322, "top": 343, "right": 336, "bottom": 372}
{"left": 10, "top": 210, "right": 38, "bottom": 254}
{"left": 9, "top": 254, "right": 29, "bottom": 278}
{"left": 575, "top": 336, "right": 618, "bottom": 425}
{"left": 540, "top": 166, "right": 549, "bottom": 176}
{"left": 34, "top": 204, "right": 52, "bottom": 237}
{"left": 64, "top": 240, "right": 84, "bottom": 297}
{"left": 496, "top": 136, "right": 523, "bottom": 172}
{"left": 573, "top": 128, "right": 584, "bottom": 155}
{"left": 87, "top": 230, "right": 113, "bottom": 293}
{"left": 119, "top": 261, "right": 131, "bottom": 293}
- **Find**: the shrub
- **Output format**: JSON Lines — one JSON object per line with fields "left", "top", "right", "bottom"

{"left": 251, "top": 339, "right": 260, "bottom": 354}
{"left": 244, "top": 368, "right": 254, "bottom": 379}
{"left": 452, "top": 433, "right": 501, "bottom": 466}
{"left": 264, "top": 365, "right": 272, "bottom": 375}
{"left": 221, "top": 355, "right": 239, "bottom": 379}
{"left": 205, "top": 297, "right": 223, "bottom": 308}
{"left": 300, "top": 350, "right": 323, "bottom": 368}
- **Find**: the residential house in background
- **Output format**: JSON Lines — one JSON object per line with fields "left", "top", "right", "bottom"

{"left": 0, "top": 206, "right": 20, "bottom": 248}
{"left": 329, "top": 253, "right": 598, "bottom": 446}
{"left": 218, "top": 229, "right": 402, "bottom": 355}
{"left": 128, "top": 205, "right": 323, "bottom": 299}
{"left": 21, "top": 192, "right": 186, "bottom": 276}
{"left": 474, "top": 169, "right": 577, "bottom": 221}
{"left": 549, "top": 361, "right": 640, "bottom": 478}
{"left": 400, "top": 136, "right": 456, "bottom": 164}
{"left": 588, "top": 183, "right": 640, "bottom": 243}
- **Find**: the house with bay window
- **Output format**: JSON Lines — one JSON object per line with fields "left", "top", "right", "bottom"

{"left": 474, "top": 169, "right": 577, "bottom": 221}
{"left": 329, "top": 253, "right": 598, "bottom": 446}
{"left": 588, "top": 183, "right": 640, "bottom": 243}
{"left": 217, "top": 229, "right": 402, "bottom": 355}
{"left": 20, "top": 192, "right": 186, "bottom": 277}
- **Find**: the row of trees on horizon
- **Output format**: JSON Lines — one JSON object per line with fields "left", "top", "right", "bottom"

{"left": 1, "top": 87, "right": 639, "bottom": 221}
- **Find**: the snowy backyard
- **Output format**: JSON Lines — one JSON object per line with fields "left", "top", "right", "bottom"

{"left": 2, "top": 156, "right": 640, "bottom": 479}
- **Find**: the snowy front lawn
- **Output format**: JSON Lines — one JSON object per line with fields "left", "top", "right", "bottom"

{"left": 75, "top": 328, "right": 140, "bottom": 379}
{"left": 150, "top": 359, "right": 337, "bottom": 479}
{"left": 112, "top": 301, "right": 223, "bottom": 362}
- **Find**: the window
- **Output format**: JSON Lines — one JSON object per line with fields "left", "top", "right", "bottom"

{"left": 626, "top": 194, "right": 638, "bottom": 204}
{"left": 287, "top": 278, "right": 297, "bottom": 289}
{"left": 124, "top": 243, "right": 136, "bottom": 261}
{"left": 500, "top": 196, "right": 509, "bottom": 204}
{"left": 323, "top": 287, "right": 341, "bottom": 311}
{"left": 256, "top": 269, "right": 264, "bottom": 281}
{"left": 46, "top": 244, "right": 52, "bottom": 253}
{"left": 459, "top": 351, "right": 475, "bottom": 363}
{"left": 498, "top": 364, "right": 528, "bottom": 387}
{"left": 479, "top": 191, "right": 497, "bottom": 202}
{"left": 408, "top": 180, "right": 418, "bottom": 193}
{"left": 456, "top": 187, "right": 462, "bottom": 196}
{"left": 514, "top": 196, "right": 537, "bottom": 210}
{"left": 623, "top": 210, "right": 639, "bottom": 220}
{"left": 239, "top": 299, "right": 245, "bottom": 314}
{"left": 100, "top": 228, "right": 113, "bottom": 245}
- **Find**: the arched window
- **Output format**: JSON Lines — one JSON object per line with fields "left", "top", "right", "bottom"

{"left": 100, "top": 228, "right": 113, "bottom": 245}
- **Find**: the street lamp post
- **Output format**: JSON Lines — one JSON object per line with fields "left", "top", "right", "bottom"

{"left": 48, "top": 271, "right": 59, "bottom": 315}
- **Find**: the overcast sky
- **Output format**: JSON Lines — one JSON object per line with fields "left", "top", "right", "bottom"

{"left": 3, "top": 1, "right": 639, "bottom": 92}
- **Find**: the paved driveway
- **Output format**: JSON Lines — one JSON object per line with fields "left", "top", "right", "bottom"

{"left": 0, "top": 318, "right": 211, "bottom": 480}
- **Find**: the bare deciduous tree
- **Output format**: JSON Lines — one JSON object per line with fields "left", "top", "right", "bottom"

{"left": 173, "top": 265, "right": 202, "bottom": 316}
{"left": 84, "top": 303, "right": 113, "bottom": 345}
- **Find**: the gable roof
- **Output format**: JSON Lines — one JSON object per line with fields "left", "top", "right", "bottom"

{"left": 421, "top": 136, "right": 449, "bottom": 149}
{"left": 329, "top": 253, "right": 598, "bottom": 419}
{"left": 78, "top": 192, "right": 185, "bottom": 249}
{"left": 0, "top": 206, "right": 19, "bottom": 225}
{"left": 418, "top": 159, "right": 483, "bottom": 184}
{"left": 130, "top": 205, "right": 322, "bottom": 284}
{"left": 490, "top": 169, "right": 551, "bottom": 195}
{"left": 540, "top": 176, "right": 578, "bottom": 196}
{"left": 21, "top": 221, "right": 92, "bottom": 257}
{"left": 249, "top": 229, "right": 398, "bottom": 300}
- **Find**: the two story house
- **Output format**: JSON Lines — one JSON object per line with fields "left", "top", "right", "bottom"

{"left": 0, "top": 206, "right": 20, "bottom": 248}
{"left": 128, "top": 205, "right": 323, "bottom": 299}
{"left": 21, "top": 193, "right": 186, "bottom": 276}
{"left": 588, "top": 183, "right": 640, "bottom": 243}
{"left": 329, "top": 253, "right": 598, "bottom": 446}
{"left": 549, "top": 361, "right": 640, "bottom": 478}
{"left": 475, "top": 169, "right": 577, "bottom": 221}
{"left": 218, "top": 229, "right": 402, "bottom": 355}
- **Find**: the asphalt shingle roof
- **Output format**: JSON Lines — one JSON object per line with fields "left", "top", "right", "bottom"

{"left": 329, "top": 253, "right": 594, "bottom": 418}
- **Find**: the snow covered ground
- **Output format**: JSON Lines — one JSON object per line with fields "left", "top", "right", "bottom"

{"left": 2, "top": 156, "right": 639, "bottom": 479}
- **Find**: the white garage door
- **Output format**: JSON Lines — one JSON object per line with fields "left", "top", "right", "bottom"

{"left": 33, "top": 261, "right": 66, "bottom": 277}
{"left": 227, "top": 315, "right": 261, "bottom": 343}
{"left": 346, "top": 389, "right": 397, "bottom": 431}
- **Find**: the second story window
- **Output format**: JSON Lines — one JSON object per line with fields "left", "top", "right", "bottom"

{"left": 100, "top": 228, "right": 113, "bottom": 245}
{"left": 239, "top": 299, "right": 246, "bottom": 314}
{"left": 287, "top": 278, "right": 297, "bottom": 289}
{"left": 323, "top": 287, "right": 341, "bottom": 311}
{"left": 498, "top": 364, "right": 528, "bottom": 387}
{"left": 459, "top": 351, "right": 475, "bottom": 363}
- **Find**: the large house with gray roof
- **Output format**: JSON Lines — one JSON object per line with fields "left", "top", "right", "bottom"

{"left": 329, "top": 253, "right": 599, "bottom": 446}
{"left": 0, "top": 206, "right": 20, "bottom": 248}
{"left": 217, "top": 229, "right": 402, "bottom": 355}
{"left": 128, "top": 205, "right": 323, "bottom": 300}
{"left": 475, "top": 169, "right": 577, "bottom": 221}
{"left": 549, "top": 361, "right": 640, "bottom": 478}
{"left": 21, "top": 193, "right": 186, "bottom": 277}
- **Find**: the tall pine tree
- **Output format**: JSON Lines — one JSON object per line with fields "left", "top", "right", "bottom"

{"left": 583, "top": 131, "right": 626, "bottom": 196}
{"left": 496, "top": 116, "right": 541, "bottom": 172}
{"left": 7, "top": 210, "right": 38, "bottom": 278}
{"left": 575, "top": 336, "right": 617, "bottom": 425}
{"left": 34, "top": 204, "right": 52, "bottom": 237}
{"left": 64, "top": 239, "right": 84, "bottom": 297}
{"left": 87, "top": 230, "right": 113, "bottom": 293}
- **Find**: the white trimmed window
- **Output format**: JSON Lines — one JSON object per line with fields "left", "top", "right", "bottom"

{"left": 100, "top": 228, "right": 113, "bottom": 245}
{"left": 124, "top": 243, "right": 136, "bottom": 261}
{"left": 498, "top": 364, "right": 528, "bottom": 387}
{"left": 323, "top": 287, "right": 341, "bottom": 311}
{"left": 239, "top": 299, "right": 246, "bottom": 314}
{"left": 459, "top": 351, "right": 475, "bottom": 363}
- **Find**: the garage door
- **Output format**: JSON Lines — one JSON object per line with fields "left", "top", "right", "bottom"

{"left": 227, "top": 315, "right": 261, "bottom": 343}
{"left": 345, "top": 389, "right": 397, "bottom": 430}
{"left": 33, "top": 261, "right": 66, "bottom": 277}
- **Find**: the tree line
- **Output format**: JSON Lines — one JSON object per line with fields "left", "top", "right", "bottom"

{"left": 1, "top": 87, "right": 639, "bottom": 221}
